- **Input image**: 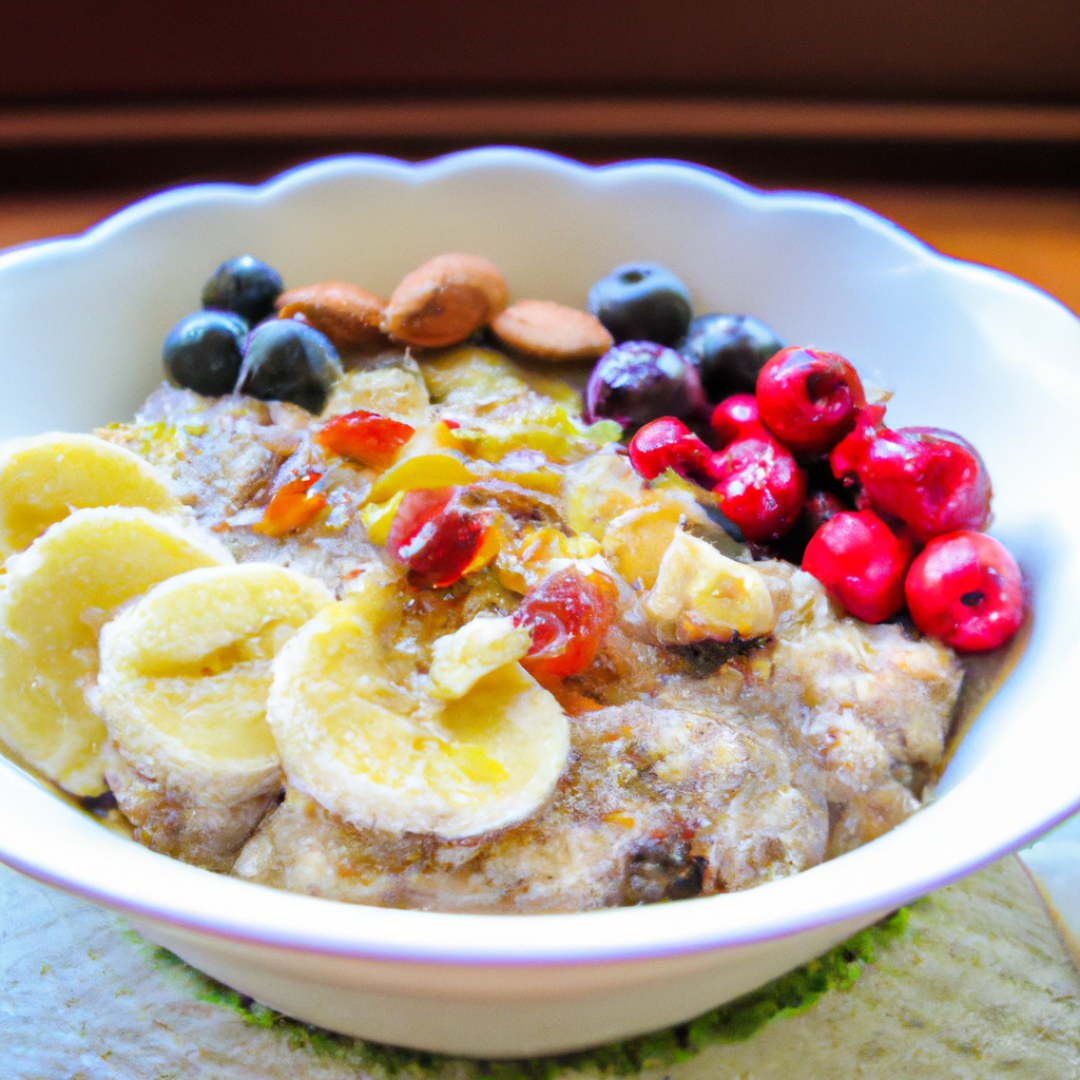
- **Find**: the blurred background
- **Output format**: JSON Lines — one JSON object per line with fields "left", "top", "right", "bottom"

{"left": 0, "top": 0, "right": 1078, "bottom": 307}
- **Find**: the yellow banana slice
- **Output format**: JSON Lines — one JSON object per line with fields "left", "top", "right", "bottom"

{"left": 95, "top": 564, "right": 332, "bottom": 869}
{"left": 268, "top": 572, "right": 569, "bottom": 839}
{"left": 0, "top": 507, "right": 231, "bottom": 795}
{"left": 0, "top": 432, "right": 184, "bottom": 557}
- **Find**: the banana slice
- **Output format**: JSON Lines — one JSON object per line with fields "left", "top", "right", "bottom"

{"left": 268, "top": 572, "right": 569, "bottom": 839}
{"left": 0, "top": 432, "right": 184, "bottom": 557}
{"left": 0, "top": 507, "right": 231, "bottom": 795}
{"left": 95, "top": 564, "right": 332, "bottom": 869}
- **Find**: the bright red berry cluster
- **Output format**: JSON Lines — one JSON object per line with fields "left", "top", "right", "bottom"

{"left": 625, "top": 342, "right": 1023, "bottom": 651}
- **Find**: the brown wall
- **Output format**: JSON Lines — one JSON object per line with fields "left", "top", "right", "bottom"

{"left": 2, "top": 0, "right": 1078, "bottom": 105}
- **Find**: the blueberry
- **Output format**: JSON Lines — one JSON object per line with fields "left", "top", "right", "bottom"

{"left": 587, "top": 263, "right": 693, "bottom": 346}
{"left": 678, "top": 314, "right": 785, "bottom": 402}
{"left": 585, "top": 341, "right": 706, "bottom": 429}
{"left": 162, "top": 310, "right": 247, "bottom": 396}
{"left": 202, "top": 255, "right": 284, "bottom": 325}
{"left": 238, "top": 320, "right": 342, "bottom": 414}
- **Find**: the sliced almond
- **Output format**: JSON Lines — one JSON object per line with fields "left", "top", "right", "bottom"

{"left": 490, "top": 299, "right": 613, "bottom": 362}
{"left": 381, "top": 254, "right": 508, "bottom": 349}
{"left": 276, "top": 281, "right": 388, "bottom": 349}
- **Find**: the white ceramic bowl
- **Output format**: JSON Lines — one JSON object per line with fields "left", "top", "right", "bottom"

{"left": 1, "top": 148, "right": 1079, "bottom": 1059}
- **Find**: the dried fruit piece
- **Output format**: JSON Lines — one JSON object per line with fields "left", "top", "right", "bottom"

{"left": 275, "top": 281, "right": 388, "bottom": 349}
{"left": 386, "top": 486, "right": 496, "bottom": 588}
{"left": 0, "top": 507, "right": 230, "bottom": 795}
{"left": 95, "top": 564, "right": 331, "bottom": 869}
{"left": 644, "top": 530, "right": 775, "bottom": 645}
{"left": 315, "top": 410, "right": 415, "bottom": 470}
{"left": 364, "top": 452, "right": 474, "bottom": 505}
{"left": 381, "top": 253, "right": 508, "bottom": 348}
{"left": 253, "top": 473, "right": 327, "bottom": 537}
{"left": 489, "top": 299, "right": 613, "bottom": 362}
{"left": 514, "top": 566, "right": 618, "bottom": 681}
{"left": 267, "top": 570, "right": 569, "bottom": 838}
{"left": 0, "top": 432, "right": 184, "bottom": 557}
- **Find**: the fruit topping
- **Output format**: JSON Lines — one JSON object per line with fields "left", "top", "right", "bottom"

{"left": 386, "top": 486, "right": 496, "bottom": 588}
{"left": 253, "top": 473, "right": 327, "bottom": 537}
{"left": 756, "top": 346, "right": 866, "bottom": 455}
{"left": 708, "top": 434, "right": 807, "bottom": 543}
{"left": 275, "top": 281, "right": 388, "bottom": 349}
{"left": 585, "top": 341, "right": 707, "bottom": 429}
{"left": 0, "top": 507, "right": 230, "bottom": 795}
{"left": 202, "top": 255, "right": 284, "bottom": 326}
{"left": 381, "top": 253, "right": 508, "bottom": 348}
{"left": 237, "top": 319, "right": 342, "bottom": 414}
{"left": 489, "top": 299, "right": 613, "bottom": 362}
{"left": 628, "top": 417, "right": 710, "bottom": 481}
{"left": 678, "top": 313, "right": 785, "bottom": 401}
{"left": 587, "top": 263, "right": 693, "bottom": 346}
{"left": 163, "top": 310, "right": 248, "bottom": 396}
{"left": 428, "top": 614, "right": 532, "bottom": 700}
{"left": 314, "top": 410, "right": 415, "bottom": 470}
{"left": 643, "top": 529, "right": 775, "bottom": 645}
{"left": 709, "top": 393, "right": 766, "bottom": 448}
{"left": 266, "top": 569, "right": 570, "bottom": 839}
{"left": 0, "top": 433, "right": 183, "bottom": 557}
{"left": 834, "top": 425, "right": 992, "bottom": 543}
{"left": 95, "top": 563, "right": 331, "bottom": 870}
{"left": 513, "top": 566, "right": 618, "bottom": 681}
{"left": 802, "top": 509, "right": 912, "bottom": 623}
{"left": 904, "top": 530, "right": 1024, "bottom": 651}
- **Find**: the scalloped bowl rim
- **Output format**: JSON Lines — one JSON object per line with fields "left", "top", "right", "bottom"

{"left": 0, "top": 146, "right": 1078, "bottom": 970}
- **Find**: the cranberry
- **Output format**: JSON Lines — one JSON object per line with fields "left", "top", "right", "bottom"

{"left": 802, "top": 510, "right": 912, "bottom": 623}
{"left": 905, "top": 531, "right": 1023, "bottom": 651}
{"left": 708, "top": 434, "right": 807, "bottom": 543}
{"left": 315, "top": 410, "right": 415, "bottom": 470}
{"left": 772, "top": 489, "right": 849, "bottom": 565}
{"left": 756, "top": 346, "right": 866, "bottom": 456}
{"left": 386, "top": 487, "right": 493, "bottom": 588}
{"left": 835, "top": 425, "right": 992, "bottom": 543}
{"left": 628, "top": 417, "right": 710, "bottom": 481}
{"left": 513, "top": 567, "right": 618, "bottom": 681}
{"left": 709, "top": 394, "right": 766, "bottom": 448}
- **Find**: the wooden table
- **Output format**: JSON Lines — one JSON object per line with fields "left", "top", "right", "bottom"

{"left": 2, "top": 182, "right": 1080, "bottom": 1078}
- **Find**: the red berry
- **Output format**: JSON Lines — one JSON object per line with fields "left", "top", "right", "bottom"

{"left": 802, "top": 510, "right": 912, "bottom": 623}
{"left": 628, "top": 417, "right": 710, "bottom": 481}
{"left": 905, "top": 531, "right": 1023, "bottom": 651}
{"left": 756, "top": 346, "right": 866, "bottom": 455}
{"left": 709, "top": 393, "right": 765, "bottom": 448}
{"left": 513, "top": 567, "right": 618, "bottom": 681}
{"left": 386, "top": 487, "right": 492, "bottom": 588}
{"left": 829, "top": 402, "right": 887, "bottom": 480}
{"left": 708, "top": 434, "right": 807, "bottom": 543}
{"left": 315, "top": 410, "right": 415, "bottom": 470}
{"left": 837, "top": 426, "right": 992, "bottom": 543}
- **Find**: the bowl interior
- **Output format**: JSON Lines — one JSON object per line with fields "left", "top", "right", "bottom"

{"left": 1, "top": 148, "right": 1079, "bottom": 965}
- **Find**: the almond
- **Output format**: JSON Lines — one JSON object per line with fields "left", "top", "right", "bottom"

{"left": 275, "top": 281, "right": 388, "bottom": 349}
{"left": 381, "top": 254, "right": 508, "bottom": 349}
{"left": 490, "top": 299, "right": 613, "bottom": 362}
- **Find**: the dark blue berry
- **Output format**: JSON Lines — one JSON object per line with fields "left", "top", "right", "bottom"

{"left": 678, "top": 314, "right": 785, "bottom": 402}
{"left": 202, "top": 255, "right": 284, "bottom": 326}
{"left": 585, "top": 341, "right": 706, "bottom": 429}
{"left": 237, "top": 320, "right": 342, "bottom": 414}
{"left": 587, "top": 263, "right": 693, "bottom": 346}
{"left": 162, "top": 310, "right": 247, "bottom": 396}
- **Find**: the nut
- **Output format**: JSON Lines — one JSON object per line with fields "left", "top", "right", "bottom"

{"left": 381, "top": 254, "right": 508, "bottom": 348}
{"left": 275, "top": 281, "right": 387, "bottom": 348}
{"left": 490, "top": 299, "right": 613, "bottom": 362}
